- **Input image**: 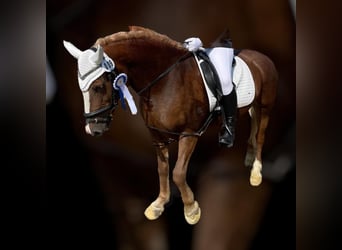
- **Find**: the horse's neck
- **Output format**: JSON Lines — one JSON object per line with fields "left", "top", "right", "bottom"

{"left": 105, "top": 41, "right": 185, "bottom": 94}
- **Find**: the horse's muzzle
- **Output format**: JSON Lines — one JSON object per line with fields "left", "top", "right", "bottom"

{"left": 85, "top": 122, "right": 109, "bottom": 136}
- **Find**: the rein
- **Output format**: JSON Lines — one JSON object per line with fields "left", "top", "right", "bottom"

{"left": 135, "top": 50, "right": 219, "bottom": 142}
{"left": 84, "top": 51, "right": 191, "bottom": 123}
{"left": 137, "top": 51, "right": 192, "bottom": 95}
{"left": 85, "top": 51, "right": 207, "bottom": 137}
{"left": 83, "top": 51, "right": 191, "bottom": 124}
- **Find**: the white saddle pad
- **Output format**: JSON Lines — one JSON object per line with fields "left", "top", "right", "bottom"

{"left": 198, "top": 55, "right": 255, "bottom": 111}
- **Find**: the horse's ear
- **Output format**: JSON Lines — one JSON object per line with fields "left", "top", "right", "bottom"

{"left": 89, "top": 44, "right": 104, "bottom": 65}
{"left": 63, "top": 40, "right": 82, "bottom": 59}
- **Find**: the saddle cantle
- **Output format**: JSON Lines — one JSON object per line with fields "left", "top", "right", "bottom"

{"left": 193, "top": 50, "right": 255, "bottom": 111}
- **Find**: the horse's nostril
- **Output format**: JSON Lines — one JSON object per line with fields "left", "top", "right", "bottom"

{"left": 93, "top": 131, "right": 101, "bottom": 136}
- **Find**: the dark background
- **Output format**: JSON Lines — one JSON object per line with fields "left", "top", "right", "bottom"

{"left": 46, "top": 1, "right": 295, "bottom": 249}
{"left": 4, "top": 0, "right": 342, "bottom": 249}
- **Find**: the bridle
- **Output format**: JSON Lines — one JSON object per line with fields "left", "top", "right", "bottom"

{"left": 83, "top": 71, "right": 120, "bottom": 124}
{"left": 83, "top": 49, "right": 192, "bottom": 125}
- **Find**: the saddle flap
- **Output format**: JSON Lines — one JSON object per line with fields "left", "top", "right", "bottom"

{"left": 194, "top": 51, "right": 222, "bottom": 100}
{"left": 193, "top": 52, "right": 255, "bottom": 111}
{"left": 233, "top": 56, "right": 255, "bottom": 108}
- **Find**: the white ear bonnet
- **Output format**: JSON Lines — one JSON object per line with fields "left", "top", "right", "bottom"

{"left": 63, "top": 41, "right": 115, "bottom": 91}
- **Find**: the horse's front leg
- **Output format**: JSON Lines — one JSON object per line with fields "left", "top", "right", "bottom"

{"left": 173, "top": 136, "right": 201, "bottom": 225}
{"left": 144, "top": 145, "right": 170, "bottom": 220}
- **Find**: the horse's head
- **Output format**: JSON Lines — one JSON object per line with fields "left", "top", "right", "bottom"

{"left": 63, "top": 41, "right": 120, "bottom": 136}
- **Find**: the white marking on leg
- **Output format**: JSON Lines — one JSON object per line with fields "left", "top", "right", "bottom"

{"left": 184, "top": 201, "right": 201, "bottom": 225}
{"left": 250, "top": 159, "right": 262, "bottom": 186}
{"left": 144, "top": 200, "right": 165, "bottom": 220}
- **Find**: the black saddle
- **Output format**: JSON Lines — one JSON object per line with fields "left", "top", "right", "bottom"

{"left": 194, "top": 49, "right": 240, "bottom": 102}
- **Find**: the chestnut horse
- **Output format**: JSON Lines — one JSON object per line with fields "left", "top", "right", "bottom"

{"left": 63, "top": 26, "right": 278, "bottom": 225}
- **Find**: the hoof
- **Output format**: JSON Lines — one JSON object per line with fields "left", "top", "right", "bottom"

{"left": 184, "top": 201, "right": 201, "bottom": 225}
{"left": 250, "top": 168, "right": 262, "bottom": 186}
{"left": 250, "top": 159, "right": 262, "bottom": 186}
{"left": 144, "top": 202, "right": 164, "bottom": 220}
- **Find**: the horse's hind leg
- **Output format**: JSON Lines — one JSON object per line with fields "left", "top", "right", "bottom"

{"left": 173, "top": 136, "right": 201, "bottom": 225}
{"left": 245, "top": 106, "right": 258, "bottom": 167}
{"left": 144, "top": 145, "right": 170, "bottom": 220}
{"left": 248, "top": 106, "right": 271, "bottom": 186}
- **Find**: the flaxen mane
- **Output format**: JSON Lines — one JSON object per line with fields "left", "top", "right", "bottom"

{"left": 94, "top": 26, "right": 186, "bottom": 52}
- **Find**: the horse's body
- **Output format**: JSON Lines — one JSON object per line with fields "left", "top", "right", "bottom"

{"left": 64, "top": 26, "right": 278, "bottom": 224}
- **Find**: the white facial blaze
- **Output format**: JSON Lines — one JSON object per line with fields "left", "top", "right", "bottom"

{"left": 85, "top": 124, "right": 92, "bottom": 134}
{"left": 82, "top": 91, "right": 90, "bottom": 113}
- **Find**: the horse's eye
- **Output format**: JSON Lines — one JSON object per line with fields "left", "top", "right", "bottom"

{"left": 93, "top": 84, "right": 105, "bottom": 93}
